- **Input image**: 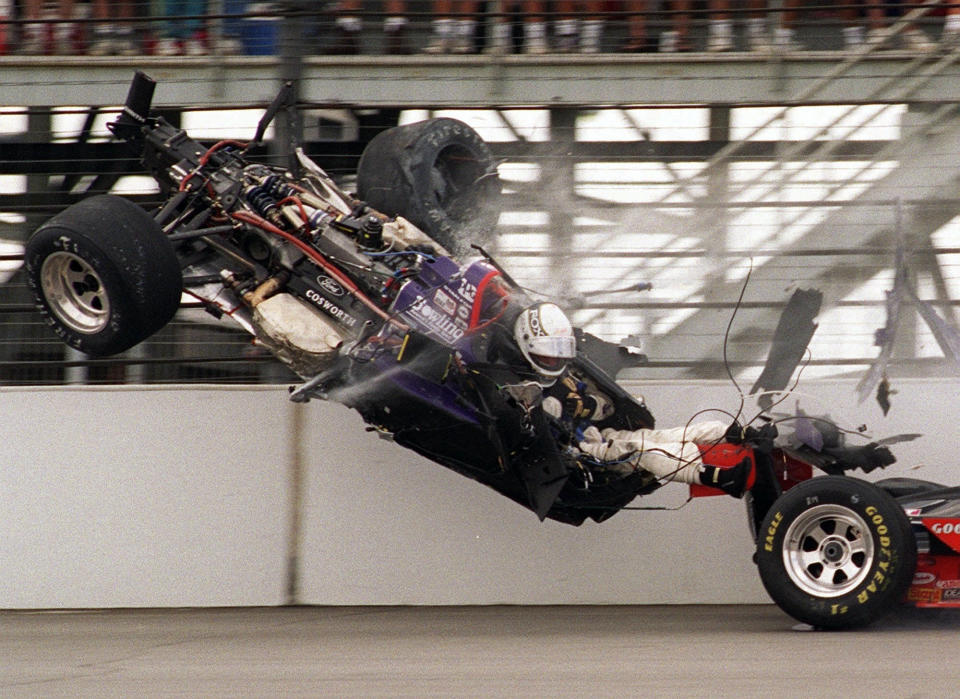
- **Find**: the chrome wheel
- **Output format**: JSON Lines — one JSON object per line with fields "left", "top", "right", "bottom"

{"left": 40, "top": 251, "right": 111, "bottom": 334}
{"left": 782, "top": 504, "right": 874, "bottom": 598}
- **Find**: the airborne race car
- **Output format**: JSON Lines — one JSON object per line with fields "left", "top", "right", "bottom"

{"left": 24, "top": 72, "right": 960, "bottom": 629}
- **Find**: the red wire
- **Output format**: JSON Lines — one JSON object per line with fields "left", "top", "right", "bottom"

{"left": 277, "top": 196, "right": 309, "bottom": 224}
{"left": 178, "top": 140, "right": 248, "bottom": 192}
{"left": 229, "top": 210, "right": 396, "bottom": 324}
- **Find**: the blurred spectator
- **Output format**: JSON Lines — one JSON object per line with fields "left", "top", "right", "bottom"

{"left": 841, "top": 1, "right": 934, "bottom": 52}
{"left": 619, "top": 0, "right": 652, "bottom": 52}
{"left": 705, "top": 0, "right": 733, "bottom": 51}
{"left": 554, "top": 0, "right": 604, "bottom": 53}
{"left": 706, "top": 0, "right": 786, "bottom": 53}
{"left": 621, "top": 1, "right": 690, "bottom": 53}
{"left": 744, "top": 0, "right": 772, "bottom": 52}
{"left": 20, "top": 0, "right": 77, "bottom": 54}
{"left": 211, "top": 0, "right": 246, "bottom": 54}
{"left": 657, "top": 0, "right": 689, "bottom": 52}
{"left": 0, "top": 0, "right": 11, "bottom": 55}
{"left": 89, "top": 0, "right": 139, "bottom": 55}
{"left": 764, "top": 0, "right": 803, "bottom": 52}
{"left": 944, "top": 2, "right": 960, "bottom": 46}
{"left": 383, "top": 0, "right": 411, "bottom": 54}
{"left": 154, "top": 0, "right": 208, "bottom": 55}
{"left": 422, "top": 0, "right": 478, "bottom": 53}
{"left": 476, "top": 0, "right": 547, "bottom": 54}
{"left": 319, "top": 0, "right": 414, "bottom": 55}
{"left": 323, "top": 0, "right": 363, "bottom": 53}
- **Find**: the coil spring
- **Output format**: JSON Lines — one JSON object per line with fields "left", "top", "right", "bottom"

{"left": 244, "top": 185, "right": 278, "bottom": 218}
{"left": 262, "top": 175, "right": 298, "bottom": 200}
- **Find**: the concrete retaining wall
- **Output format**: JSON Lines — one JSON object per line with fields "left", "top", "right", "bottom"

{"left": 2, "top": 378, "right": 955, "bottom": 608}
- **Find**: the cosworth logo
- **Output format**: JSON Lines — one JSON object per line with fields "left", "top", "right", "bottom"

{"left": 304, "top": 289, "right": 357, "bottom": 328}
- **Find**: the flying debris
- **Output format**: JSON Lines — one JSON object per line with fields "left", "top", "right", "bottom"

{"left": 750, "top": 288, "right": 822, "bottom": 410}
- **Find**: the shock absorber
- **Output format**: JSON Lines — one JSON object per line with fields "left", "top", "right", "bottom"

{"left": 262, "top": 175, "right": 298, "bottom": 200}
{"left": 243, "top": 184, "right": 281, "bottom": 224}
{"left": 254, "top": 175, "right": 331, "bottom": 234}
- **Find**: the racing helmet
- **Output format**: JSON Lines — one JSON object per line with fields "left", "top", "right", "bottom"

{"left": 513, "top": 302, "right": 577, "bottom": 379}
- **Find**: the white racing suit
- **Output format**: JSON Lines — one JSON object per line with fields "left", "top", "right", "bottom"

{"left": 575, "top": 420, "right": 729, "bottom": 484}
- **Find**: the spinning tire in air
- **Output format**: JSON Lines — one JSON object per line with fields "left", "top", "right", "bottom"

{"left": 25, "top": 194, "right": 183, "bottom": 356}
{"left": 357, "top": 117, "right": 501, "bottom": 256}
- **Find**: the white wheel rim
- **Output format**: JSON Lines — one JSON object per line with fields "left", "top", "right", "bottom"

{"left": 782, "top": 504, "right": 875, "bottom": 598}
{"left": 40, "top": 251, "right": 111, "bottom": 334}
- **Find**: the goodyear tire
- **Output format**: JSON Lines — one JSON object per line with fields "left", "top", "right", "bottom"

{"left": 25, "top": 195, "right": 182, "bottom": 356}
{"left": 756, "top": 476, "right": 916, "bottom": 630}
{"left": 356, "top": 118, "right": 501, "bottom": 256}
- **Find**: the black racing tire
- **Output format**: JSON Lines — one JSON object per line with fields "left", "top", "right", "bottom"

{"left": 756, "top": 476, "right": 916, "bottom": 630}
{"left": 356, "top": 117, "right": 501, "bottom": 256}
{"left": 25, "top": 194, "right": 183, "bottom": 357}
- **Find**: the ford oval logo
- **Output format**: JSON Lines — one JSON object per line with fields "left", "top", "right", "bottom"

{"left": 317, "top": 276, "right": 344, "bottom": 297}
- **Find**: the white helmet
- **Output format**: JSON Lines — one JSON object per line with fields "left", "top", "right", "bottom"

{"left": 513, "top": 303, "right": 577, "bottom": 378}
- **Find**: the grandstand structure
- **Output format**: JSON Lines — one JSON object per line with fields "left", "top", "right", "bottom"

{"left": 3, "top": 4, "right": 960, "bottom": 394}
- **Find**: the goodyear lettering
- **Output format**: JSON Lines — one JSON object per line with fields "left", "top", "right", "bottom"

{"left": 932, "top": 522, "right": 960, "bottom": 535}
{"left": 830, "top": 604, "right": 848, "bottom": 616}
{"left": 867, "top": 508, "right": 887, "bottom": 531}
{"left": 865, "top": 505, "right": 892, "bottom": 548}
{"left": 764, "top": 511, "right": 783, "bottom": 553}
{"left": 304, "top": 289, "right": 358, "bottom": 328}
{"left": 856, "top": 567, "right": 890, "bottom": 605}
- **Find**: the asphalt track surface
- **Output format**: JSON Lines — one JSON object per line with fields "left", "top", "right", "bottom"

{"left": 3, "top": 605, "right": 960, "bottom": 697}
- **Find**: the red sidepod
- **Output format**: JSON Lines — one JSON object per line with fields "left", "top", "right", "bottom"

{"left": 689, "top": 445, "right": 812, "bottom": 498}
{"left": 906, "top": 518, "right": 960, "bottom": 608}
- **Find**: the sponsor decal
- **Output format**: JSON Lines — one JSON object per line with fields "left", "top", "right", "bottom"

{"left": 304, "top": 289, "right": 358, "bottom": 328}
{"left": 913, "top": 572, "right": 937, "bottom": 586}
{"left": 433, "top": 288, "right": 457, "bottom": 316}
{"left": 930, "top": 520, "right": 960, "bottom": 535}
{"left": 924, "top": 518, "right": 960, "bottom": 554}
{"left": 316, "top": 276, "right": 345, "bottom": 297}
{"left": 936, "top": 579, "right": 960, "bottom": 590}
{"left": 943, "top": 588, "right": 960, "bottom": 601}
{"left": 907, "top": 587, "right": 942, "bottom": 603}
{"left": 456, "top": 277, "right": 477, "bottom": 303}
{"left": 406, "top": 294, "right": 465, "bottom": 344}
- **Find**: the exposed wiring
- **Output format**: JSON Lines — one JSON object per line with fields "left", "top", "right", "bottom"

{"left": 229, "top": 209, "right": 398, "bottom": 325}
{"left": 178, "top": 139, "right": 247, "bottom": 192}
{"left": 723, "top": 257, "right": 754, "bottom": 398}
